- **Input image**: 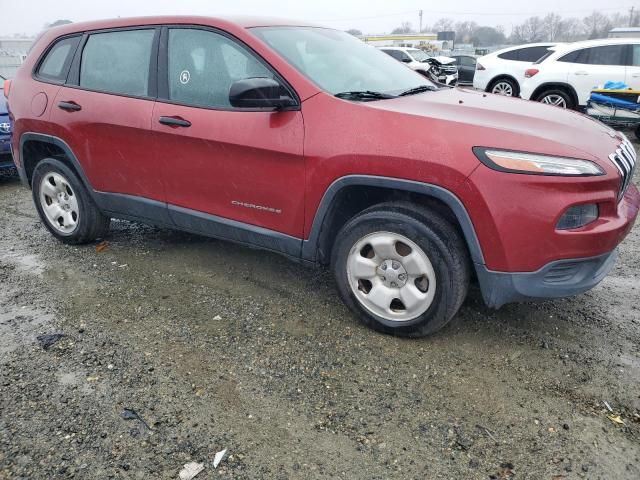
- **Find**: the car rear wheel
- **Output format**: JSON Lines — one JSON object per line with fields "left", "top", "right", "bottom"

{"left": 537, "top": 89, "right": 574, "bottom": 109}
{"left": 32, "top": 158, "right": 110, "bottom": 244}
{"left": 490, "top": 78, "right": 517, "bottom": 97}
{"left": 331, "top": 203, "right": 470, "bottom": 337}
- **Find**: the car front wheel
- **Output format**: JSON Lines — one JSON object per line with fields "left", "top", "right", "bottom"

{"left": 537, "top": 89, "right": 574, "bottom": 109}
{"left": 332, "top": 203, "right": 470, "bottom": 337}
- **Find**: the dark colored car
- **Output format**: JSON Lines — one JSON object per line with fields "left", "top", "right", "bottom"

{"left": 6, "top": 16, "right": 640, "bottom": 337}
{"left": 0, "top": 75, "right": 15, "bottom": 174}
{"left": 451, "top": 55, "right": 477, "bottom": 84}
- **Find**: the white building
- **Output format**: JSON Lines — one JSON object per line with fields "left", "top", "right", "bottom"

{"left": 609, "top": 27, "right": 640, "bottom": 38}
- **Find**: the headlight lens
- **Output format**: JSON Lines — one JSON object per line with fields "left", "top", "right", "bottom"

{"left": 474, "top": 148, "right": 604, "bottom": 176}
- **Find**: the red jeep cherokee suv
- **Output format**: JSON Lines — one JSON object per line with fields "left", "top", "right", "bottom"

{"left": 5, "top": 17, "right": 639, "bottom": 336}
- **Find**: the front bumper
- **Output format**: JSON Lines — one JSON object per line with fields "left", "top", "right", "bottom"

{"left": 476, "top": 250, "right": 618, "bottom": 308}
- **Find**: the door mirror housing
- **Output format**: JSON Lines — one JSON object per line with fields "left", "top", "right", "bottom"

{"left": 401, "top": 58, "right": 412, "bottom": 63}
{"left": 229, "top": 77, "right": 297, "bottom": 110}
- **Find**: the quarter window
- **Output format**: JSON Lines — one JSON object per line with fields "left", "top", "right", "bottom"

{"left": 37, "top": 36, "right": 80, "bottom": 83}
{"left": 80, "top": 29, "right": 155, "bottom": 97}
{"left": 498, "top": 46, "right": 550, "bottom": 62}
{"left": 167, "top": 28, "right": 274, "bottom": 108}
{"left": 632, "top": 45, "right": 640, "bottom": 66}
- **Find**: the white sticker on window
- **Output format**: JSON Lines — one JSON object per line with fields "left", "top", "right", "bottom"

{"left": 179, "top": 70, "right": 191, "bottom": 85}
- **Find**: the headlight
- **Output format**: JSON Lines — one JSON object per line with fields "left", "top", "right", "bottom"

{"left": 473, "top": 148, "right": 604, "bottom": 176}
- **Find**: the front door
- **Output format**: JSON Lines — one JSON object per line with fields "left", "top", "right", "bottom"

{"left": 152, "top": 27, "right": 305, "bottom": 245}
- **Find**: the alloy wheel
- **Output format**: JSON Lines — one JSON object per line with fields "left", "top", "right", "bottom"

{"left": 346, "top": 232, "right": 437, "bottom": 322}
{"left": 540, "top": 94, "right": 567, "bottom": 108}
{"left": 39, "top": 172, "right": 79, "bottom": 234}
{"left": 491, "top": 81, "right": 513, "bottom": 96}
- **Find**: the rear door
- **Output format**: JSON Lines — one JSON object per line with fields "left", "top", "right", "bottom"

{"left": 50, "top": 28, "right": 163, "bottom": 202}
{"left": 152, "top": 26, "right": 305, "bottom": 241}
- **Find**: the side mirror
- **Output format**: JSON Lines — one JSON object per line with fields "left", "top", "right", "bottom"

{"left": 401, "top": 58, "right": 412, "bottom": 63}
{"left": 229, "top": 77, "right": 297, "bottom": 110}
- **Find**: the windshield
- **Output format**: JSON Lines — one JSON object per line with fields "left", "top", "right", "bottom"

{"left": 409, "top": 49, "right": 431, "bottom": 62}
{"left": 252, "top": 27, "right": 434, "bottom": 96}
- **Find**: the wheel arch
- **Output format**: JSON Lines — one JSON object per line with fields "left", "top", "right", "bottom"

{"left": 19, "top": 133, "right": 93, "bottom": 191}
{"left": 531, "top": 83, "right": 579, "bottom": 108}
{"left": 302, "top": 176, "right": 485, "bottom": 266}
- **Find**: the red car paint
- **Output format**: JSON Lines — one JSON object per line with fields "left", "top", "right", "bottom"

{"left": 7, "top": 16, "right": 639, "bottom": 278}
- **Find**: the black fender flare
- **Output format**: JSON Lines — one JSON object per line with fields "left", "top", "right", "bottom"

{"left": 301, "top": 175, "right": 485, "bottom": 265}
{"left": 19, "top": 132, "right": 95, "bottom": 192}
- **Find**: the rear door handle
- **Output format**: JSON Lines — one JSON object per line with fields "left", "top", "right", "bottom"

{"left": 159, "top": 116, "right": 191, "bottom": 128}
{"left": 574, "top": 71, "right": 589, "bottom": 76}
{"left": 58, "top": 101, "right": 82, "bottom": 112}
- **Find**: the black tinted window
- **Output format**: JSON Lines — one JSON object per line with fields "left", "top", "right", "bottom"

{"left": 459, "top": 56, "right": 475, "bottom": 66}
{"left": 80, "top": 29, "right": 155, "bottom": 97}
{"left": 499, "top": 46, "right": 550, "bottom": 62}
{"left": 497, "top": 49, "right": 519, "bottom": 61}
{"left": 518, "top": 46, "right": 551, "bottom": 62}
{"left": 382, "top": 50, "right": 400, "bottom": 60}
{"left": 37, "top": 36, "right": 80, "bottom": 82}
{"left": 167, "top": 28, "right": 274, "bottom": 108}
{"left": 559, "top": 45, "right": 626, "bottom": 65}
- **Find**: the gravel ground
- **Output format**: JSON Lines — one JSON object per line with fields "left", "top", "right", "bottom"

{"left": 0, "top": 164, "right": 639, "bottom": 480}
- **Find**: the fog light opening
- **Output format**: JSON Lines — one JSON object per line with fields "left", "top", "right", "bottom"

{"left": 556, "top": 204, "right": 599, "bottom": 230}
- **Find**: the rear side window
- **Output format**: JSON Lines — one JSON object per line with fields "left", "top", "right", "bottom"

{"left": 80, "top": 29, "right": 155, "bottom": 97}
{"left": 559, "top": 45, "right": 626, "bottom": 66}
{"left": 498, "top": 46, "right": 550, "bottom": 62}
{"left": 36, "top": 36, "right": 80, "bottom": 83}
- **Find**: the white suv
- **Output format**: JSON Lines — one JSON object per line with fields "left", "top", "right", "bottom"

{"left": 520, "top": 38, "right": 640, "bottom": 109}
{"left": 379, "top": 47, "right": 458, "bottom": 85}
{"left": 473, "top": 43, "right": 557, "bottom": 97}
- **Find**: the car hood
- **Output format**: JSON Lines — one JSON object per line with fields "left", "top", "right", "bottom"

{"left": 368, "top": 87, "right": 620, "bottom": 163}
{"left": 425, "top": 56, "right": 456, "bottom": 65}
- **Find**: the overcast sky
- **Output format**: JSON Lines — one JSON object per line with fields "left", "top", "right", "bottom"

{"left": 1, "top": 0, "right": 637, "bottom": 37}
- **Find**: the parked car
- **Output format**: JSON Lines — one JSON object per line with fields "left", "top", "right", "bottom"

{"left": 6, "top": 17, "right": 639, "bottom": 336}
{"left": 473, "top": 43, "right": 557, "bottom": 96}
{"left": 0, "top": 74, "right": 15, "bottom": 175}
{"left": 520, "top": 38, "right": 640, "bottom": 109}
{"left": 451, "top": 55, "right": 477, "bottom": 84}
{"left": 379, "top": 47, "right": 458, "bottom": 85}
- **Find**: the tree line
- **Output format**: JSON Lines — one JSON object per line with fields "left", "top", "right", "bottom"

{"left": 347, "top": 9, "right": 639, "bottom": 46}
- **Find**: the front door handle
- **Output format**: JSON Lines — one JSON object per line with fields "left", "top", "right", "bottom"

{"left": 58, "top": 101, "right": 82, "bottom": 112}
{"left": 159, "top": 116, "right": 191, "bottom": 128}
{"left": 574, "top": 71, "right": 589, "bottom": 76}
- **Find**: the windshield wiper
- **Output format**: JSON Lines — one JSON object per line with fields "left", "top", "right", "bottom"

{"left": 335, "top": 90, "right": 396, "bottom": 101}
{"left": 398, "top": 85, "right": 437, "bottom": 97}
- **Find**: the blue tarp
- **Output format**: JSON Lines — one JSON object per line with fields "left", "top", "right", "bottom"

{"left": 602, "top": 81, "right": 628, "bottom": 90}
{"left": 589, "top": 92, "right": 640, "bottom": 110}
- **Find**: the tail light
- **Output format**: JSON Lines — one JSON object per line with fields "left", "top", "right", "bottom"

{"left": 525, "top": 69, "right": 539, "bottom": 78}
{"left": 476, "top": 63, "right": 486, "bottom": 71}
{"left": 3, "top": 79, "right": 10, "bottom": 98}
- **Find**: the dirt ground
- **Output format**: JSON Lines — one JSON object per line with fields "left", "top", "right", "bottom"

{"left": 0, "top": 166, "right": 639, "bottom": 480}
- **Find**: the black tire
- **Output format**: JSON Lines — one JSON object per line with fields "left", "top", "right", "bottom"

{"left": 488, "top": 77, "right": 518, "bottom": 97}
{"left": 536, "top": 89, "right": 575, "bottom": 110}
{"left": 331, "top": 202, "right": 470, "bottom": 337}
{"left": 32, "top": 158, "right": 110, "bottom": 244}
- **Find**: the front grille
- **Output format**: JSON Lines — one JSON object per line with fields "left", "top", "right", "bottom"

{"left": 609, "top": 135, "right": 636, "bottom": 200}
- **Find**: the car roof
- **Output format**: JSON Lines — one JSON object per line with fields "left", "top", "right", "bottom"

{"left": 42, "top": 15, "right": 323, "bottom": 36}
{"left": 549, "top": 37, "right": 640, "bottom": 54}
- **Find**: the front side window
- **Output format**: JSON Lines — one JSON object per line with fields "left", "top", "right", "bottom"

{"left": 559, "top": 45, "right": 626, "bottom": 66}
{"left": 167, "top": 28, "right": 274, "bottom": 108}
{"left": 37, "top": 36, "right": 80, "bottom": 83}
{"left": 252, "top": 27, "right": 431, "bottom": 96}
{"left": 631, "top": 45, "right": 640, "bottom": 66}
{"left": 80, "top": 29, "right": 155, "bottom": 97}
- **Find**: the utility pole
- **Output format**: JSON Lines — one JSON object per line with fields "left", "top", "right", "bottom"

{"left": 419, "top": 10, "right": 423, "bottom": 33}
{"left": 630, "top": 6, "right": 635, "bottom": 27}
